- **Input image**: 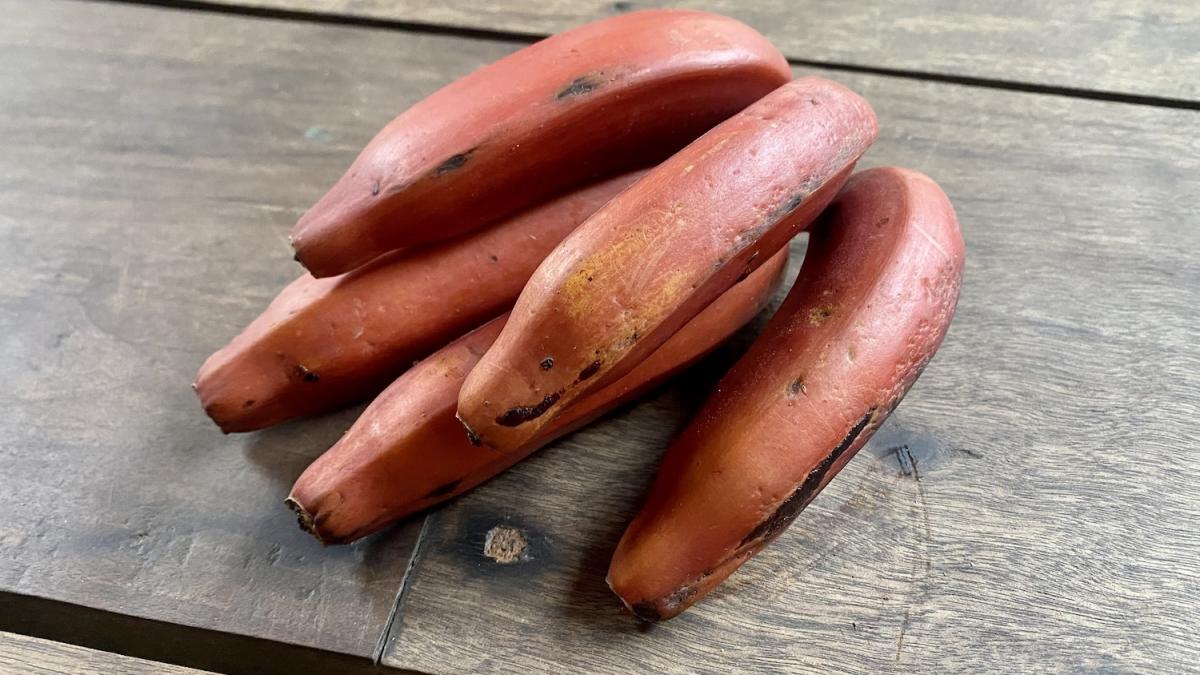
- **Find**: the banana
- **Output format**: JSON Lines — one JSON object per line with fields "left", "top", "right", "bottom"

{"left": 287, "top": 250, "right": 787, "bottom": 544}
{"left": 289, "top": 9, "right": 790, "bottom": 277}
{"left": 607, "top": 167, "right": 964, "bottom": 620}
{"left": 457, "top": 77, "right": 878, "bottom": 453}
{"left": 195, "top": 172, "right": 642, "bottom": 432}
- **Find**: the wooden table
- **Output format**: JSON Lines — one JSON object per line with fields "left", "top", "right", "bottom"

{"left": 1, "top": 1, "right": 1196, "bottom": 673}
{"left": 0, "top": 631, "right": 211, "bottom": 675}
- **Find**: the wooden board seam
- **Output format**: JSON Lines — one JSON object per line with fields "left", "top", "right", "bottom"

{"left": 373, "top": 516, "right": 434, "bottom": 665}
{"left": 788, "top": 58, "right": 1200, "bottom": 112}
{"left": 101, "top": 0, "right": 546, "bottom": 43}
{"left": 100, "top": 0, "right": 1200, "bottom": 111}
{"left": 0, "top": 630, "right": 212, "bottom": 675}
{"left": 0, "top": 592, "right": 385, "bottom": 674}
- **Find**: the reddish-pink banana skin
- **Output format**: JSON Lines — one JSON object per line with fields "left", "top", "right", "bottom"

{"left": 457, "top": 77, "right": 878, "bottom": 454}
{"left": 290, "top": 9, "right": 791, "bottom": 277}
{"left": 287, "top": 250, "right": 787, "bottom": 545}
{"left": 607, "top": 167, "right": 965, "bottom": 621}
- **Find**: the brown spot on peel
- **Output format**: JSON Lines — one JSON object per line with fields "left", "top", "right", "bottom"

{"left": 624, "top": 583, "right": 698, "bottom": 623}
{"left": 630, "top": 601, "right": 661, "bottom": 622}
{"left": 434, "top": 148, "right": 475, "bottom": 176}
{"left": 787, "top": 377, "right": 806, "bottom": 397}
{"left": 577, "top": 360, "right": 603, "bottom": 381}
{"left": 808, "top": 304, "right": 836, "bottom": 326}
{"left": 496, "top": 393, "right": 561, "bottom": 427}
{"left": 780, "top": 191, "right": 807, "bottom": 214}
{"left": 295, "top": 364, "right": 320, "bottom": 382}
{"left": 740, "top": 409, "right": 875, "bottom": 547}
{"left": 555, "top": 75, "right": 602, "bottom": 100}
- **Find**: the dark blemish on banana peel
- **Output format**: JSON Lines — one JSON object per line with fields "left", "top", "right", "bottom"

{"left": 577, "top": 360, "right": 602, "bottom": 381}
{"left": 740, "top": 408, "right": 875, "bottom": 546}
{"left": 787, "top": 377, "right": 806, "bottom": 397}
{"left": 663, "top": 585, "right": 698, "bottom": 614}
{"left": 295, "top": 365, "right": 320, "bottom": 382}
{"left": 555, "top": 75, "right": 602, "bottom": 100}
{"left": 435, "top": 149, "right": 475, "bottom": 176}
{"left": 767, "top": 178, "right": 819, "bottom": 226}
{"left": 496, "top": 393, "right": 561, "bottom": 427}
{"left": 781, "top": 190, "right": 808, "bottom": 215}
{"left": 630, "top": 601, "right": 661, "bottom": 622}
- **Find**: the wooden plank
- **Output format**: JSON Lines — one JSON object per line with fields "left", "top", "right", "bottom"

{"left": 382, "top": 68, "right": 1200, "bottom": 673}
{"left": 0, "top": 631, "right": 210, "bottom": 675}
{"left": 0, "top": 593, "right": 402, "bottom": 674}
{"left": 203, "top": 0, "right": 1200, "bottom": 104}
{"left": 0, "top": 0, "right": 523, "bottom": 662}
{"left": 5, "top": 1, "right": 1199, "bottom": 672}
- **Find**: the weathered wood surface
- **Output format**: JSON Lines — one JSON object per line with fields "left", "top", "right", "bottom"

{"left": 381, "top": 66, "right": 1200, "bottom": 675}
{"left": 205, "top": 0, "right": 1200, "bottom": 103}
{"left": 0, "top": 0, "right": 490, "bottom": 663}
{"left": 3, "top": 1, "right": 1199, "bottom": 673}
{"left": 0, "top": 631, "right": 210, "bottom": 675}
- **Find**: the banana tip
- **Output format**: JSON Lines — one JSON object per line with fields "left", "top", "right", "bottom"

{"left": 606, "top": 574, "right": 661, "bottom": 624}
{"left": 285, "top": 496, "right": 327, "bottom": 546}
{"left": 287, "top": 234, "right": 308, "bottom": 267}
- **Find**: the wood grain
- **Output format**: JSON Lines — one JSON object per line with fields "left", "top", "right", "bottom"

{"left": 202, "top": 0, "right": 1200, "bottom": 103}
{"left": 0, "top": 631, "right": 210, "bottom": 675}
{"left": 0, "top": 0, "right": 520, "bottom": 662}
{"left": 382, "top": 66, "right": 1200, "bottom": 674}
{"left": 4, "top": 1, "right": 1199, "bottom": 673}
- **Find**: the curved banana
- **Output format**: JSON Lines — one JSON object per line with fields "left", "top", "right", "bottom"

{"left": 607, "top": 167, "right": 964, "bottom": 621}
{"left": 291, "top": 9, "right": 791, "bottom": 277}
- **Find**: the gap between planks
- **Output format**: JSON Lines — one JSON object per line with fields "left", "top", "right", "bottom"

{"left": 99, "top": 0, "right": 1200, "bottom": 112}
{"left": 0, "top": 592, "right": 392, "bottom": 674}
{"left": 373, "top": 515, "right": 434, "bottom": 666}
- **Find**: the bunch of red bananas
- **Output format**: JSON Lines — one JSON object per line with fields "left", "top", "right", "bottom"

{"left": 195, "top": 9, "right": 963, "bottom": 621}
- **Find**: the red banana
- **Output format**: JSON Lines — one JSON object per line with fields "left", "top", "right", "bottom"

{"left": 289, "top": 9, "right": 791, "bottom": 277}
{"left": 457, "top": 77, "right": 878, "bottom": 453}
{"left": 287, "top": 250, "right": 788, "bottom": 544}
{"left": 195, "top": 172, "right": 642, "bottom": 432}
{"left": 606, "top": 167, "right": 964, "bottom": 620}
